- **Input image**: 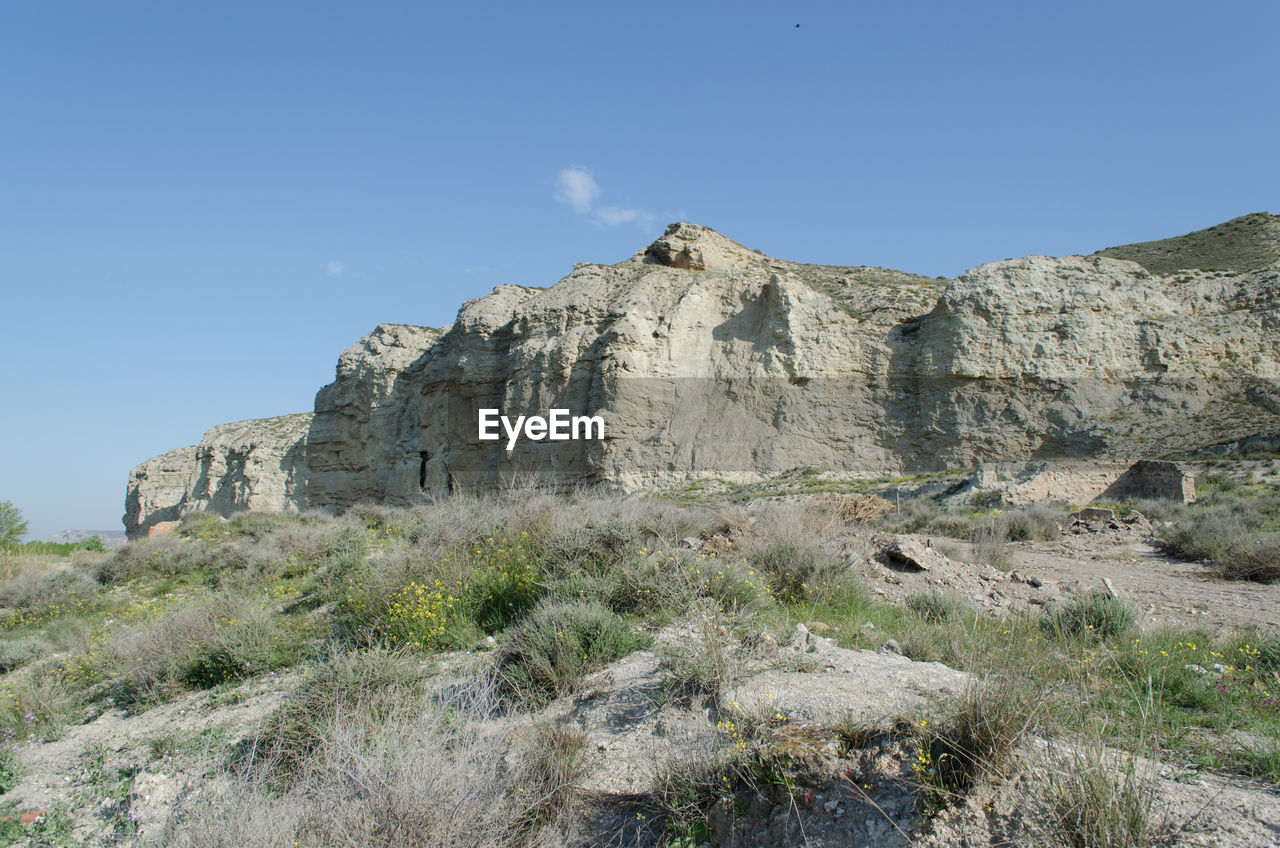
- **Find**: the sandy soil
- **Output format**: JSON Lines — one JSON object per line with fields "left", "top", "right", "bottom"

{"left": 856, "top": 523, "right": 1280, "bottom": 634}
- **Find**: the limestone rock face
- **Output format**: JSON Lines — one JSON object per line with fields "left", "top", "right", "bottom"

{"left": 306, "top": 323, "right": 443, "bottom": 510}
{"left": 123, "top": 414, "right": 312, "bottom": 538}
{"left": 123, "top": 446, "right": 198, "bottom": 538}
{"left": 392, "top": 226, "right": 942, "bottom": 498}
{"left": 378, "top": 228, "right": 1280, "bottom": 501}
{"left": 904, "top": 254, "right": 1280, "bottom": 465}
{"left": 189, "top": 415, "right": 313, "bottom": 515}
{"left": 123, "top": 221, "right": 1280, "bottom": 525}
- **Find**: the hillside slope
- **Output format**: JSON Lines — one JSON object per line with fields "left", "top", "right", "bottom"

{"left": 1095, "top": 211, "right": 1280, "bottom": 274}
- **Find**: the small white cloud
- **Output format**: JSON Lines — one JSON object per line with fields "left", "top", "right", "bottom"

{"left": 554, "top": 166, "right": 600, "bottom": 214}
{"left": 595, "top": 206, "right": 653, "bottom": 228}
{"left": 554, "top": 165, "right": 653, "bottom": 228}
{"left": 326, "top": 261, "right": 347, "bottom": 277}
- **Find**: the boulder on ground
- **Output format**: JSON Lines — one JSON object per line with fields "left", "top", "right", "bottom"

{"left": 881, "top": 537, "right": 952, "bottom": 571}
{"left": 1069, "top": 507, "right": 1116, "bottom": 523}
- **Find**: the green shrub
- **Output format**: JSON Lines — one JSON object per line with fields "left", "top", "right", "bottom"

{"left": 1043, "top": 592, "right": 1137, "bottom": 640}
{"left": 248, "top": 647, "right": 428, "bottom": 783}
{"left": 63, "top": 595, "right": 309, "bottom": 708}
{"left": 333, "top": 534, "right": 545, "bottom": 651}
{"left": 495, "top": 600, "right": 650, "bottom": 707}
{"left": 461, "top": 535, "right": 544, "bottom": 632}
{"left": 1160, "top": 509, "right": 1246, "bottom": 563}
{"left": 0, "top": 637, "right": 52, "bottom": 673}
{"left": 329, "top": 550, "right": 464, "bottom": 651}
{"left": 373, "top": 580, "right": 465, "bottom": 651}
{"left": 906, "top": 590, "right": 965, "bottom": 624}
{"left": 97, "top": 537, "right": 174, "bottom": 583}
{"left": 744, "top": 538, "right": 844, "bottom": 603}
{"left": 698, "top": 560, "right": 774, "bottom": 611}
{"left": 541, "top": 520, "right": 643, "bottom": 573}
{"left": 607, "top": 554, "right": 695, "bottom": 615}
{"left": 1159, "top": 503, "right": 1280, "bottom": 582}
{"left": 0, "top": 747, "right": 21, "bottom": 793}
{"left": 0, "top": 563, "right": 98, "bottom": 618}
{"left": 1221, "top": 534, "right": 1280, "bottom": 582}
{"left": 178, "top": 511, "right": 295, "bottom": 541}
{"left": 543, "top": 571, "right": 620, "bottom": 606}
{"left": 0, "top": 805, "right": 76, "bottom": 845}
{"left": 1000, "top": 505, "right": 1063, "bottom": 542}
{"left": 180, "top": 608, "right": 306, "bottom": 689}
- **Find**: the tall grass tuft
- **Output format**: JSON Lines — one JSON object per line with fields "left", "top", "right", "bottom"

{"left": 494, "top": 599, "right": 650, "bottom": 707}
{"left": 913, "top": 673, "right": 1044, "bottom": 810}
{"left": 1034, "top": 742, "right": 1161, "bottom": 848}
{"left": 1042, "top": 591, "right": 1138, "bottom": 641}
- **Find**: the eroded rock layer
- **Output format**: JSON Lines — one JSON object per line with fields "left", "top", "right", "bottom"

{"left": 306, "top": 323, "right": 444, "bottom": 510}
{"left": 124, "top": 414, "right": 313, "bottom": 537}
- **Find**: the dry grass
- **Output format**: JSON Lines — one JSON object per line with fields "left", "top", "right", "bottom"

{"left": 1157, "top": 490, "right": 1280, "bottom": 582}
{"left": 969, "top": 522, "right": 1012, "bottom": 570}
{"left": 825, "top": 493, "right": 894, "bottom": 524}
{"left": 656, "top": 610, "right": 745, "bottom": 707}
{"left": 244, "top": 647, "right": 431, "bottom": 783}
{"left": 7, "top": 486, "right": 1272, "bottom": 846}
{"left": 914, "top": 672, "right": 1046, "bottom": 809}
{"left": 1031, "top": 742, "right": 1161, "bottom": 848}
{"left": 735, "top": 503, "right": 852, "bottom": 602}
{"left": 494, "top": 599, "right": 650, "bottom": 707}
{"left": 0, "top": 559, "right": 98, "bottom": 611}
{"left": 87, "top": 592, "right": 306, "bottom": 706}
{"left": 166, "top": 671, "right": 582, "bottom": 848}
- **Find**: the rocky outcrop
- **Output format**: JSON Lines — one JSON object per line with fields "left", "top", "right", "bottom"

{"left": 124, "top": 220, "right": 1280, "bottom": 527}
{"left": 394, "top": 224, "right": 944, "bottom": 497}
{"left": 965, "top": 459, "right": 1196, "bottom": 506}
{"left": 306, "top": 323, "right": 443, "bottom": 510}
{"left": 124, "top": 414, "right": 312, "bottom": 538}
{"left": 367, "top": 228, "right": 1280, "bottom": 502}
{"left": 124, "top": 446, "right": 198, "bottom": 538}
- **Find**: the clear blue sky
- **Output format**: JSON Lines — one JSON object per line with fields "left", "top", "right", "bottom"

{"left": 1, "top": 1, "right": 1276, "bottom": 539}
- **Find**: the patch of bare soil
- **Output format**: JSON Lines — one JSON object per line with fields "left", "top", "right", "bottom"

{"left": 855, "top": 523, "right": 1280, "bottom": 633}
{"left": 922, "top": 745, "right": 1280, "bottom": 848}
{"left": 2, "top": 672, "right": 296, "bottom": 846}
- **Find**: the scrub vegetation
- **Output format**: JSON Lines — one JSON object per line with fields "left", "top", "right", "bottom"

{"left": 0, "top": 482, "right": 1275, "bottom": 846}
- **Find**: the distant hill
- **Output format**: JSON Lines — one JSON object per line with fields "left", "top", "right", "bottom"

{"left": 1094, "top": 212, "right": 1280, "bottom": 275}
{"left": 47, "top": 529, "right": 128, "bottom": 549}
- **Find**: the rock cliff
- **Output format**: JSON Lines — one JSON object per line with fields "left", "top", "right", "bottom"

{"left": 307, "top": 323, "right": 444, "bottom": 510}
{"left": 124, "top": 414, "right": 312, "bottom": 537}
{"left": 124, "top": 219, "right": 1280, "bottom": 535}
